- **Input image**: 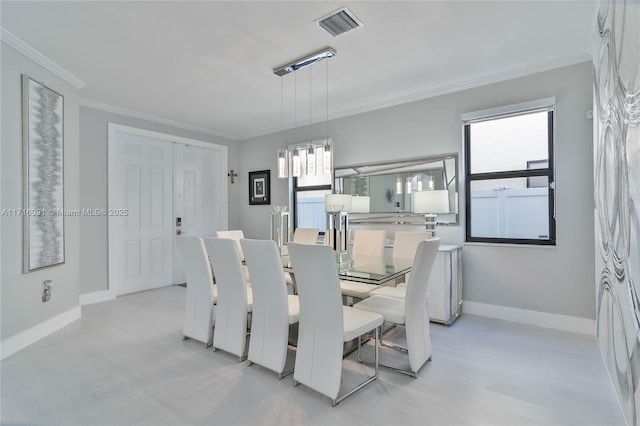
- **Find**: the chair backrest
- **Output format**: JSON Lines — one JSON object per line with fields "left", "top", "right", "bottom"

{"left": 215, "top": 230, "right": 245, "bottom": 260}
{"left": 393, "top": 231, "right": 432, "bottom": 259}
{"left": 240, "top": 239, "right": 290, "bottom": 373}
{"left": 176, "top": 236, "right": 215, "bottom": 344}
{"left": 287, "top": 243, "right": 344, "bottom": 400}
{"left": 293, "top": 228, "right": 319, "bottom": 245}
{"left": 404, "top": 238, "right": 441, "bottom": 372}
{"left": 203, "top": 237, "right": 248, "bottom": 357}
{"left": 352, "top": 229, "right": 386, "bottom": 257}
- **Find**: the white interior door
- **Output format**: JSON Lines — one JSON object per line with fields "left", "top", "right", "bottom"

{"left": 173, "top": 143, "right": 222, "bottom": 284}
{"left": 108, "top": 129, "right": 174, "bottom": 296}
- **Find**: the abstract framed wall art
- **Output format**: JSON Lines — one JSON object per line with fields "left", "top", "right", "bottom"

{"left": 22, "top": 75, "right": 65, "bottom": 272}
{"left": 593, "top": 1, "right": 640, "bottom": 424}
{"left": 249, "top": 170, "right": 270, "bottom": 205}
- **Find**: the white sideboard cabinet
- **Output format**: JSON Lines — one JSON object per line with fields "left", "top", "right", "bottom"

{"left": 427, "top": 245, "right": 462, "bottom": 324}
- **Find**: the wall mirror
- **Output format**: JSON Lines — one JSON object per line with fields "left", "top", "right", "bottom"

{"left": 334, "top": 154, "right": 459, "bottom": 224}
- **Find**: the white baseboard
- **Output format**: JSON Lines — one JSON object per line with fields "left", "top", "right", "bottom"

{"left": 80, "top": 289, "right": 116, "bottom": 306}
{"left": 0, "top": 305, "right": 81, "bottom": 360}
{"left": 462, "top": 300, "right": 596, "bottom": 335}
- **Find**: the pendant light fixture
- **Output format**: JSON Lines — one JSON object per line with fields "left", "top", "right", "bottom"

{"left": 405, "top": 177, "right": 412, "bottom": 194}
{"left": 396, "top": 176, "right": 402, "bottom": 195}
{"left": 292, "top": 147, "right": 301, "bottom": 177}
{"left": 277, "top": 148, "right": 288, "bottom": 178}
{"left": 323, "top": 142, "right": 332, "bottom": 174}
{"left": 307, "top": 145, "right": 316, "bottom": 175}
{"left": 273, "top": 47, "right": 336, "bottom": 178}
{"left": 417, "top": 176, "right": 423, "bottom": 191}
{"left": 277, "top": 72, "right": 289, "bottom": 178}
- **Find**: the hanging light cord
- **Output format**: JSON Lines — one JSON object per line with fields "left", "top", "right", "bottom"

{"left": 326, "top": 58, "right": 329, "bottom": 144}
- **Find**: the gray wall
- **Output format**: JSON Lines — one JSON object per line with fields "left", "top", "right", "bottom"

{"left": 78, "top": 107, "right": 240, "bottom": 295}
{"left": 237, "top": 62, "right": 595, "bottom": 320}
{"left": 1, "top": 43, "right": 80, "bottom": 339}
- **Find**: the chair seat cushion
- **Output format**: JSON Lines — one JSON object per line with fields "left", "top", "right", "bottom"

{"left": 342, "top": 306, "right": 384, "bottom": 342}
{"left": 353, "top": 295, "right": 406, "bottom": 325}
{"left": 287, "top": 294, "right": 300, "bottom": 324}
{"left": 339, "top": 281, "right": 379, "bottom": 299}
{"left": 370, "top": 286, "right": 406, "bottom": 299}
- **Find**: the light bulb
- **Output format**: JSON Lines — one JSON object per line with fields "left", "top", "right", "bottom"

{"left": 322, "top": 143, "right": 332, "bottom": 175}
{"left": 292, "top": 148, "right": 301, "bottom": 177}
{"left": 307, "top": 145, "right": 316, "bottom": 175}
{"left": 277, "top": 149, "right": 288, "bottom": 178}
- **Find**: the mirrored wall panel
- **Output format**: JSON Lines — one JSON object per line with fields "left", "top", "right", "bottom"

{"left": 334, "top": 154, "right": 459, "bottom": 224}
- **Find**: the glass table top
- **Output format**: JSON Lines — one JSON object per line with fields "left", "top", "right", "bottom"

{"left": 282, "top": 254, "right": 413, "bottom": 285}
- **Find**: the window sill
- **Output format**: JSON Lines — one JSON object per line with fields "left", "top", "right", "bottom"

{"left": 463, "top": 241, "right": 557, "bottom": 250}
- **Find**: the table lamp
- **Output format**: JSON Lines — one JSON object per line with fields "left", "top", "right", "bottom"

{"left": 413, "top": 190, "right": 449, "bottom": 236}
{"left": 325, "top": 194, "right": 352, "bottom": 261}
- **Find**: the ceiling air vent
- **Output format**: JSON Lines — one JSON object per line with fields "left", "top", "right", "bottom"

{"left": 316, "top": 7, "right": 363, "bottom": 37}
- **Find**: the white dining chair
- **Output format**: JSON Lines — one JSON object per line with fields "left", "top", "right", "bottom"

{"left": 203, "top": 237, "right": 253, "bottom": 361}
{"left": 176, "top": 236, "right": 217, "bottom": 347}
{"left": 293, "top": 227, "right": 319, "bottom": 244}
{"left": 340, "top": 229, "right": 386, "bottom": 301}
{"left": 284, "top": 228, "right": 319, "bottom": 285}
{"left": 240, "top": 239, "right": 300, "bottom": 379}
{"left": 288, "top": 243, "right": 384, "bottom": 406}
{"left": 214, "top": 230, "right": 246, "bottom": 259}
{"left": 214, "top": 230, "right": 251, "bottom": 283}
{"left": 353, "top": 238, "right": 440, "bottom": 377}
{"left": 370, "top": 231, "right": 433, "bottom": 298}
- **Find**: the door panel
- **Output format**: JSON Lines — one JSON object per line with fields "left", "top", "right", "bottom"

{"left": 109, "top": 132, "right": 174, "bottom": 295}
{"left": 173, "top": 144, "right": 221, "bottom": 284}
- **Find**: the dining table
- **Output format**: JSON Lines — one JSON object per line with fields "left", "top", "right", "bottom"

{"left": 281, "top": 252, "right": 413, "bottom": 292}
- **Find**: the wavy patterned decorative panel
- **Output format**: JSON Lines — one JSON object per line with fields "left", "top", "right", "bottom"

{"left": 594, "top": 1, "right": 640, "bottom": 424}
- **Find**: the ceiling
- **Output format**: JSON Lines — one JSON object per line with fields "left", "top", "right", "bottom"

{"left": 1, "top": 1, "right": 596, "bottom": 140}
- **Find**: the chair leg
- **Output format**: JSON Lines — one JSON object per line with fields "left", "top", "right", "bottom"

{"left": 293, "top": 380, "right": 300, "bottom": 387}
{"left": 332, "top": 327, "right": 379, "bottom": 407}
{"left": 358, "top": 325, "right": 426, "bottom": 378}
{"left": 375, "top": 326, "right": 379, "bottom": 377}
{"left": 380, "top": 339, "right": 408, "bottom": 353}
{"left": 278, "top": 368, "right": 294, "bottom": 380}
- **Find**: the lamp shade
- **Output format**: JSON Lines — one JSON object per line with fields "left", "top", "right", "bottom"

{"left": 325, "top": 194, "right": 352, "bottom": 212}
{"left": 350, "top": 196, "right": 370, "bottom": 213}
{"left": 413, "top": 190, "right": 449, "bottom": 214}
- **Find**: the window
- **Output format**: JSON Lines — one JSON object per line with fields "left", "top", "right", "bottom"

{"left": 463, "top": 100, "right": 555, "bottom": 245}
{"left": 291, "top": 143, "right": 332, "bottom": 232}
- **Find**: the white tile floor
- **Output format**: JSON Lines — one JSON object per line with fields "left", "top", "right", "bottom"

{"left": 1, "top": 286, "right": 624, "bottom": 425}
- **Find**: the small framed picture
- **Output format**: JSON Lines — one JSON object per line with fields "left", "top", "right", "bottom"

{"left": 249, "top": 170, "right": 270, "bottom": 205}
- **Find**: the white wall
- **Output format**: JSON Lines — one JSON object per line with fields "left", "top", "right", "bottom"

{"left": 1, "top": 43, "right": 80, "bottom": 339}
{"left": 237, "top": 62, "right": 595, "bottom": 320}
{"left": 78, "top": 106, "right": 240, "bottom": 295}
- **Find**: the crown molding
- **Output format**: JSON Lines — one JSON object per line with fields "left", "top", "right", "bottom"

{"left": 238, "top": 53, "right": 592, "bottom": 140}
{"left": 0, "top": 27, "right": 86, "bottom": 90}
{"left": 327, "top": 53, "right": 593, "bottom": 124}
{"left": 79, "top": 99, "right": 239, "bottom": 141}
